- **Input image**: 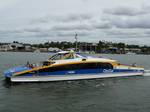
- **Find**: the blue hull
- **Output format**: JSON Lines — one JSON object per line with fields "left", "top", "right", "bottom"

{"left": 4, "top": 67, "right": 144, "bottom": 78}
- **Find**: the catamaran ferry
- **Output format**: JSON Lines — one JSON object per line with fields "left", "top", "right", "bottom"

{"left": 4, "top": 51, "right": 144, "bottom": 82}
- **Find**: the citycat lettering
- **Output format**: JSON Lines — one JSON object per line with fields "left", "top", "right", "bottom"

{"left": 103, "top": 69, "right": 113, "bottom": 73}
{"left": 68, "top": 71, "right": 75, "bottom": 74}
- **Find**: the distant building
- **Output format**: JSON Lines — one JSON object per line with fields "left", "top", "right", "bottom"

{"left": 130, "top": 48, "right": 141, "bottom": 53}
{"left": 66, "top": 48, "right": 75, "bottom": 51}
{"left": 48, "top": 47, "right": 60, "bottom": 52}
{"left": 39, "top": 48, "right": 48, "bottom": 52}
{"left": 79, "top": 43, "right": 98, "bottom": 52}
{"left": 107, "top": 47, "right": 119, "bottom": 54}
{"left": 0, "top": 44, "right": 13, "bottom": 51}
{"left": 124, "top": 48, "right": 141, "bottom": 54}
{"left": 10, "top": 43, "right": 24, "bottom": 50}
{"left": 24, "top": 45, "right": 32, "bottom": 52}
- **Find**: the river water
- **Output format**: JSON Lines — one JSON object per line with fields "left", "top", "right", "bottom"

{"left": 0, "top": 52, "right": 150, "bottom": 112}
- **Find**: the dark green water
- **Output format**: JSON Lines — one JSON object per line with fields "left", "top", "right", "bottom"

{"left": 0, "top": 52, "right": 150, "bottom": 112}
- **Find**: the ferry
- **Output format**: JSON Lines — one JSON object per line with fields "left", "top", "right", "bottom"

{"left": 4, "top": 51, "right": 144, "bottom": 82}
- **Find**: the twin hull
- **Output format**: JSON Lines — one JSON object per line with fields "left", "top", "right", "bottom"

{"left": 5, "top": 66, "right": 144, "bottom": 82}
{"left": 10, "top": 72, "right": 144, "bottom": 82}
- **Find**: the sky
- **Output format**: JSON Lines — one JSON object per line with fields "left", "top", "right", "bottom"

{"left": 0, "top": 0, "right": 150, "bottom": 45}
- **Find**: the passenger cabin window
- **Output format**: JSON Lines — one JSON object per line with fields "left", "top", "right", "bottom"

{"left": 49, "top": 54, "right": 61, "bottom": 60}
{"left": 39, "top": 62, "right": 113, "bottom": 73}
{"left": 43, "top": 61, "right": 51, "bottom": 66}
{"left": 97, "top": 63, "right": 113, "bottom": 69}
{"left": 49, "top": 53, "right": 74, "bottom": 60}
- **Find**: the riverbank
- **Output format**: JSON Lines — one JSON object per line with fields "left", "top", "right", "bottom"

{"left": 1, "top": 41, "right": 150, "bottom": 54}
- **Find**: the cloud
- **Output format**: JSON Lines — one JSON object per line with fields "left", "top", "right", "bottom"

{"left": 103, "top": 6, "right": 150, "bottom": 16}
{"left": 51, "top": 23, "right": 92, "bottom": 31}
{"left": 1, "top": 3, "right": 150, "bottom": 44}
{"left": 109, "top": 15, "right": 150, "bottom": 29}
{"left": 104, "top": 29, "right": 144, "bottom": 37}
{"left": 92, "top": 20, "right": 112, "bottom": 29}
{"left": 31, "top": 13, "right": 93, "bottom": 24}
{"left": 102, "top": 5, "right": 150, "bottom": 29}
{"left": 55, "top": 30, "right": 91, "bottom": 37}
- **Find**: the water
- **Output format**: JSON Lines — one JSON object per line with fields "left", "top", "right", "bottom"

{"left": 0, "top": 52, "right": 150, "bottom": 112}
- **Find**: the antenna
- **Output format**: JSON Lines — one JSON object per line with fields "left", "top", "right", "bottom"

{"left": 75, "top": 33, "right": 78, "bottom": 52}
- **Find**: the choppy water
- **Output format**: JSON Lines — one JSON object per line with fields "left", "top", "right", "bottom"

{"left": 0, "top": 52, "right": 150, "bottom": 112}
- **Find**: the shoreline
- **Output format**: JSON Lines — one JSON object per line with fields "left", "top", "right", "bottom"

{"left": 0, "top": 51, "right": 150, "bottom": 55}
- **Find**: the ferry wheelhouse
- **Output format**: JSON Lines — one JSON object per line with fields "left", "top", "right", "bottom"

{"left": 4, "top": 51, "right": 144, "bottom": 82}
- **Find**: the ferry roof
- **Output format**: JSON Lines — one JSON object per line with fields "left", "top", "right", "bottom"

{"left": 57, "top": 50, "right": 74, "bottom": 54}
{"left": 50, "top": 50, "right": 118, "bottom": 62}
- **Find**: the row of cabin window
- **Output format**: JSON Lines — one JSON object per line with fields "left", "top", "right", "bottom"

{"left": 39, "top": 62, "right": 113, "bottom": 73}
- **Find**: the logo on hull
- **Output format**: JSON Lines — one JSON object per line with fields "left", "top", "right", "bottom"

{"left": 103, "top": 69, "right": 114, "bottom": 73}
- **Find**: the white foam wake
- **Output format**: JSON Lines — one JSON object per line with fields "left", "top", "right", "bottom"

{"left": 144, "top": 70, "right": 150, "bottom": 76}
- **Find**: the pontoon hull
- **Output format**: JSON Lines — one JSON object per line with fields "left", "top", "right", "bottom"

{"left": 9, "top": 72, "right": 144, "bottom": 82}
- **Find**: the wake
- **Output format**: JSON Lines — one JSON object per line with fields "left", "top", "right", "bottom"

{"left": 144, "top": 70, "right": 150, "bottom": 76}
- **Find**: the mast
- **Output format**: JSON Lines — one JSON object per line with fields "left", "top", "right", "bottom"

{"left": 75, "top": 33, "right": 78, "bottom": 52}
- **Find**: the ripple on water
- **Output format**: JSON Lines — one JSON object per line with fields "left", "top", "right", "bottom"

{"left": 0, "top": 52, "right": 150, "bottom": 112}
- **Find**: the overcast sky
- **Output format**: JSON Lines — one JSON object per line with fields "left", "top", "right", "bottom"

{"left": 0, "top": 0, "right": 150, "bottom": 45}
